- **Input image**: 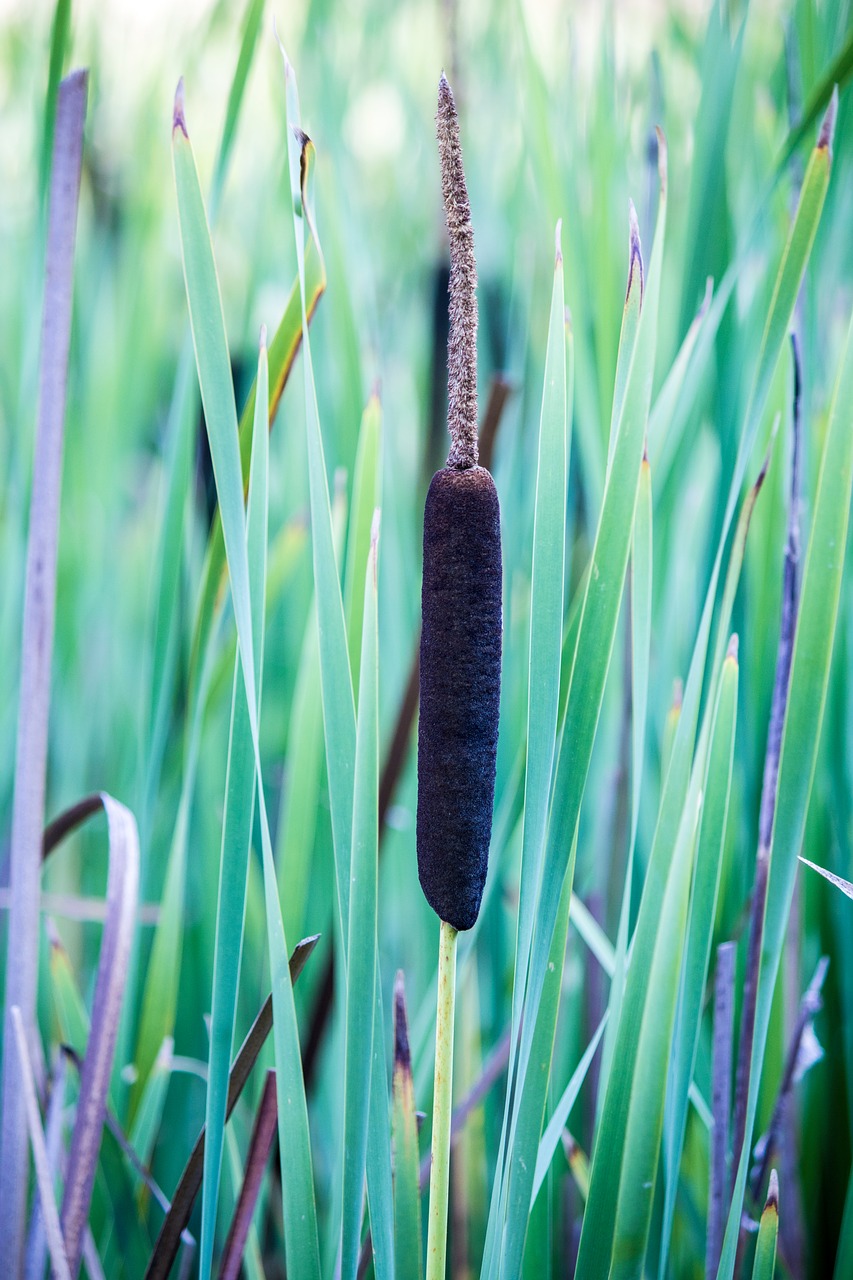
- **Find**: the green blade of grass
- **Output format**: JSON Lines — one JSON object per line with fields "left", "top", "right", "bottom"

{"left": 504, "top": 845, "right": 574, "bottom": 1276}
{"left": 341, "top": 515, "right": 380, "bottom": 1280}
{"left": 660, "top": 642, "right": 739, "bottom": 1270}
{"left": 484, "top": 224, "right": 569, "bottom": 1271}
{"left": 279, "top": 51, "right": 394, "bottom": 1280}
{"left": 799, "top": 856, "right": 853, "bottom": 901}
{"left": 275, "top": 598, "right": 323, "bottom": 941}
{"left": 129, "top": 1037, "right": 172, "bottom": 1193}
{"left": 172, "top": 87, "right": 321, "bottom": 1279}
{"left": 751, "top": 1174, "right": 779, "bottom": 1280}
{"left": 492, "top": 149, "right": 667, "bottom": 1280}
{"left": 718, "top": 302, "right": 853, "bottom": 1280}
{"left": 199, "top": 335, "right": 271, "bottom": 1280}
{"left": 281, "top": 46, "right": 355, "bottom": 958}
{"left": 208, "top": 0, "right": 265, "bottom": 220}
{"left": 606, "top": 787, "right": 703, "bottom": 1279}
{"left": 596, "top": 451, "right": 653, "bottom": 1122}
{"left": 532, "top": 1012, "right": 607, "bottom": 1205}
{"left": 144, "top": 937, "right": 319, "bottom": 1280}
{"left": 393, "top": 973, "right": 423, "bottom": 1280}
{"left": 344, "top": 393, "right": 382, "bottom": 705}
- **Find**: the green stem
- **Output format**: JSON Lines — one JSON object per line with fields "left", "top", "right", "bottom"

{"left": 426, "top": 918, "right": 458, "bottom": 1280}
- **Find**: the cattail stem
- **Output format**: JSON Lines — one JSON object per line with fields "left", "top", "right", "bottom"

{"left": 426, "top": 918, "right": 458, "bottom": 1280}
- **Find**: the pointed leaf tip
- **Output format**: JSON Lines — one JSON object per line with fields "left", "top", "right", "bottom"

{"left": 626, "top": 199, "right": 644, "bottom": 305}
{"left": 259, "top": 324, "right": 267, "bottom": 352}
{"left": 655, "top": 126, "right": 668, "bottom": 195}
{"left": 555, "top": 218, "right": 563, "bottom": 266}
{"left": 393, "top": 971, "right": 412, "bottom": 1074}
{"left": 818, "top": 86, "right": 838, "bottom": 158}
{"left": 173, "top": 78, "right": 187, "bottom": 136}
{"left": 766, "top": 1169, "right": 779, "bottom": 1211}
{"left": 727, "top": 633, "right": 739, "bottom": 662}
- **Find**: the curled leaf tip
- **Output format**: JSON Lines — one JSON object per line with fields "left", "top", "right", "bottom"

{"left": 627, "top": 199, "right": 644, "bottom": 306}
{"left": 393, "top": 971, "right": 412, "bottom": 1074}
{"left": 172, "top": 78, "right": 187, "bottom": 137}
{"left": 727, "top": 632, "right": 739, "bottom": 662}
{"left": 766, "top": 1169, "right": 779, "bottom": 1210}
{"left": 555, "top": 217, "right": 563, "bottom": 266}
{"left": 655, "top": 126, "right": 668, "bottom": 195}
{"left": 291, "top": 124, "right": 310, "bottom": 149}
{"left": 817, "top": 85, "right": 838, "bottom": 158}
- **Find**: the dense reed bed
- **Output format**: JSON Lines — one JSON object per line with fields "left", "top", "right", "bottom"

{"left": 2, "top": 0, "right": 853, "bottom": 1276}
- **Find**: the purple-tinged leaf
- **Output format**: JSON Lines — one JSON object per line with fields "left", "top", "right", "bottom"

{"left": 60, "top": 796, "right": 140, "bottom": 1273}
{"left": 0, "top": 67, "right": 88, "bottom": 1269}
{"left": 11, "top": 1007, "right": 72, "bottom": 1280}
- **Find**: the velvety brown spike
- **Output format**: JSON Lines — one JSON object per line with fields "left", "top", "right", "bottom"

{"left": 417, "top": 466, "right": 502, "bottom": 930}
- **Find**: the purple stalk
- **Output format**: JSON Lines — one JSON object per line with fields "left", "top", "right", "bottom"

{"left": 218, "top": 1071, "right": 278, "bottom": 1280}
{"left": 60, "top": 796, "right": 140, "bottom": 1273}
{"left": 731, "top": 333, "right": 803, "bottom": 1182}
{"left": 0, "top": 68, "right": 88, "bottom": 1272}
{"left": 707, "top": 942, "right": 735, "bottom": 1278}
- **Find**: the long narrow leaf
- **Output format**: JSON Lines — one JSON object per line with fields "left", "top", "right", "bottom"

{"left": 0, "top": 69, "right": 87, "bottom": 1266}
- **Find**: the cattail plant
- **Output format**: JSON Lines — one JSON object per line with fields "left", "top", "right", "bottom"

{"left": 417, "top": 72, "right": 502, "bottom": 1280}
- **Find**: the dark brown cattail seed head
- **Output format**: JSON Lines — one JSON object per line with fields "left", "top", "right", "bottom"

{"left": 417, "top": 466, "right": 502, "bottom": 930}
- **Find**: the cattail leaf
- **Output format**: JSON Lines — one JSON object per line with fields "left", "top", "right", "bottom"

{"left": 751, "top": 1173, "right": 779, "bottom": 1280}
{"left": 199, "top": 332, "right": 271, "bottom": 1280}
{"left": 172, "top": 89, "right": 321, "bottom": 1280}
{"left": 0, "top": 68, "right": 87, "bottom": 1264}
{"left": 605, "top": 786, "right": 703, "bottom": 1278}
{"left": 503, "top": 839, "right": 574, "bottom": 1276}
{"left": 144, "top": 936, "right": 319, "bottom": 1280}
{"left": 185, "top": 234, "right": 325, "bottom": 726}
{"left": 799, "top": 856, "right": 853, "bottom": 901}
{"left": 279, "top": 52, "right": 394, "bottom": 1280}
{"left": 718, "top": 304, "right": 853, "bottom": 1280}
{"left": 494, "top": 150, "right": 667, "bottom": 1280}
{"left": 57, "top": 796, "right": 139, "bottom": 1274}
{"left": 11, "top": 1007, "right": 72, "bottom": 1280}
{"left": 276, "top": 599, "right": 323, "bottom": 942}
{"left": 145, "top": 0, "right": 275, "bottom": 816}
{"left": 596, "top": 453, "right": 653, "bottom": 1121}
{"left": 129, "top": 1037, "right": 172, "bottom": 1179}
{"left": 344, "top": 392, "right": 382, "bottom": 704}
{"left": 393, "top": 974, "right": 424, "bottom": 1280}
{"left": 607, "top": 201, "right": 643, "bottom": 476}
{"left": 532, "top": 1013, "right": 607, "bottom": 1205}
{"left": 341, "top": 514, "right": 380, "bottom": 1280}
{"left": 503, "top": 226, "right": 569, "bottom": 1142}
{"left": 660, "top": 645, "right": 738, "bottom": 1269}
{"left": 280, "top": 42, "right": 355, "bottom": 958}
